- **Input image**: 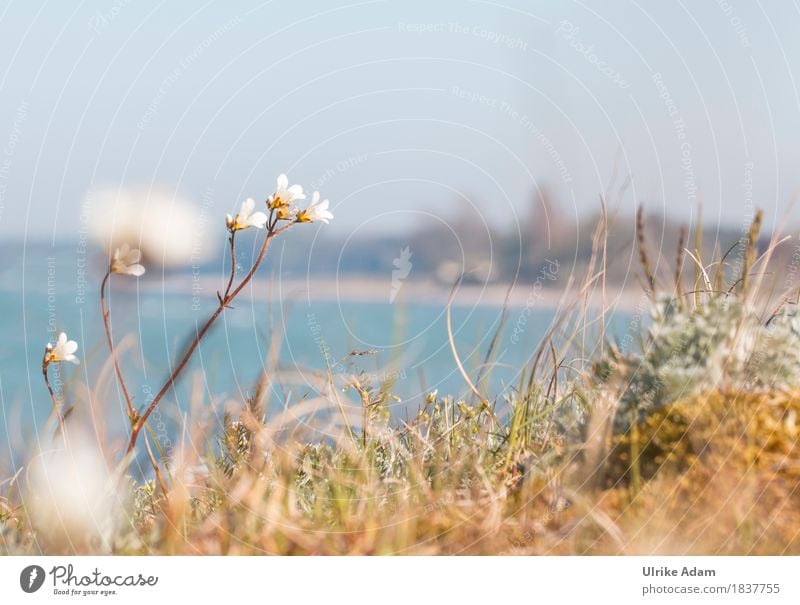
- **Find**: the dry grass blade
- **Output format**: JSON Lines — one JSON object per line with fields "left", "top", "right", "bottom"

{"left": 446, "top": 277, "right": 490, "bottom": 408}
{"left": 636, "top": 205, "right": 656, "bottom": 295}
{"left": 684, "top": 248, "right": 712, "bottom": 295}
{"left": 741, "top": 209, "right": 763, "bottom": 296}
{"left": 674, "top": 225, "right": 687, "bottom": 305}
{"left": 144, "top": 434, "right": 169, "bottom": 497}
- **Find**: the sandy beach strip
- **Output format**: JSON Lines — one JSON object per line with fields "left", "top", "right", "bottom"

{"left": 138, "top": 273, "right": 647, "bottom": 314}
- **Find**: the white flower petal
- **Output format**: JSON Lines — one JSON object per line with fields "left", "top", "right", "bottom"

{"left": 127, "top": 248, "right": 142, "bottom": 264}
{"left": 287, "top": 184, "right": 306, "bottom": 201}
{"left": 240, "top": 198, "right": 255, "bottom": 216}
{"left": 249, "top": 211, "right": 268, "bottom": 229}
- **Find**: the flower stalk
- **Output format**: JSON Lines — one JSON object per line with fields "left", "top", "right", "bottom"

{"left": 100, "top": 244, "right": 145, "bottom": 424}
{"left": 42, "top": 360, "right": 66, "bottom": 442}
{"left": 126, "top": 211, "right": 294, "bottom": 454}
{"left": 41, "top": 332, "right": 80, "bottom": 447}
{"left": 80, "top": 176, "right": 334, "bottom": 456}
{"left": 101, "top": 270, "right": 138, "bottom": 424}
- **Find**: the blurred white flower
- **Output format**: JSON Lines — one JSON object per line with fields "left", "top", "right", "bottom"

{"left": 26, "top": 431, "right": 122, "bottom": 553}
{"left": 46, "top": 332, "right": 79, "bottom": 365}
{"left": 87, "top": 187, "right": 216, "bottom": 269}
{"left": 230, "top": 198, "right": 268, "bottom": 231}
{"left": 296, "top": 192, "right": 333, "bottom": 224}
{"left": 111, "top": 243, "right": 145, "bottom": 277}
{"left": 267, "top": 174, "right": 305, "bottom": 212}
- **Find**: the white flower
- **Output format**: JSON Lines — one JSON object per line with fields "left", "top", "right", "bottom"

{"left": 87, "top": 187, "right": 217, "bottom": 269}
{"left": 46, "top": 332, "right": 80, "bottom": 365}
{"left": 296, "top": 191, "right": 333, "bottom": 224}
{"left": 267, "top": 174, "right": 305, "bottom": 211}
{"left": 111, "top": 243, "right": 145, "bottom": 276}
{"left": 231, "top": 198, "right": 268, "bottom": 231}
{"left": 27, "top": 431, "right": 122, "bottom": 553}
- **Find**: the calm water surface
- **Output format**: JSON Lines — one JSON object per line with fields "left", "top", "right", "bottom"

{"left": 0, "top": 244, "right": 631, "bottom": 452}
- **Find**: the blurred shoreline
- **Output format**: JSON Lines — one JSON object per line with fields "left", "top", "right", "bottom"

{"left": 148, "top": 274, "right": 646, "bottom": 313}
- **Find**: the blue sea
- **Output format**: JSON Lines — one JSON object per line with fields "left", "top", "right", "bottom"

{"left": 0, "top": 243, "right": 629, "bottom": 452}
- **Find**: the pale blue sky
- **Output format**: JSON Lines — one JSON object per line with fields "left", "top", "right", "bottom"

{"left": 0, "top": 0, "right": 798, "bottom": 239}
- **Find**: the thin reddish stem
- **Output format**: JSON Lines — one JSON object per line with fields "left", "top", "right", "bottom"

{"left": 126, "top": 220, "right": 293, "bottom": 455}
{"left": 101, "top": 270, "right": 137, "bottom": 422}
{"left": 43, "top": 364, "right": 68, "bottom": 448}
{"left": 223, "top": 231, "right": 237, "bottom": 299}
